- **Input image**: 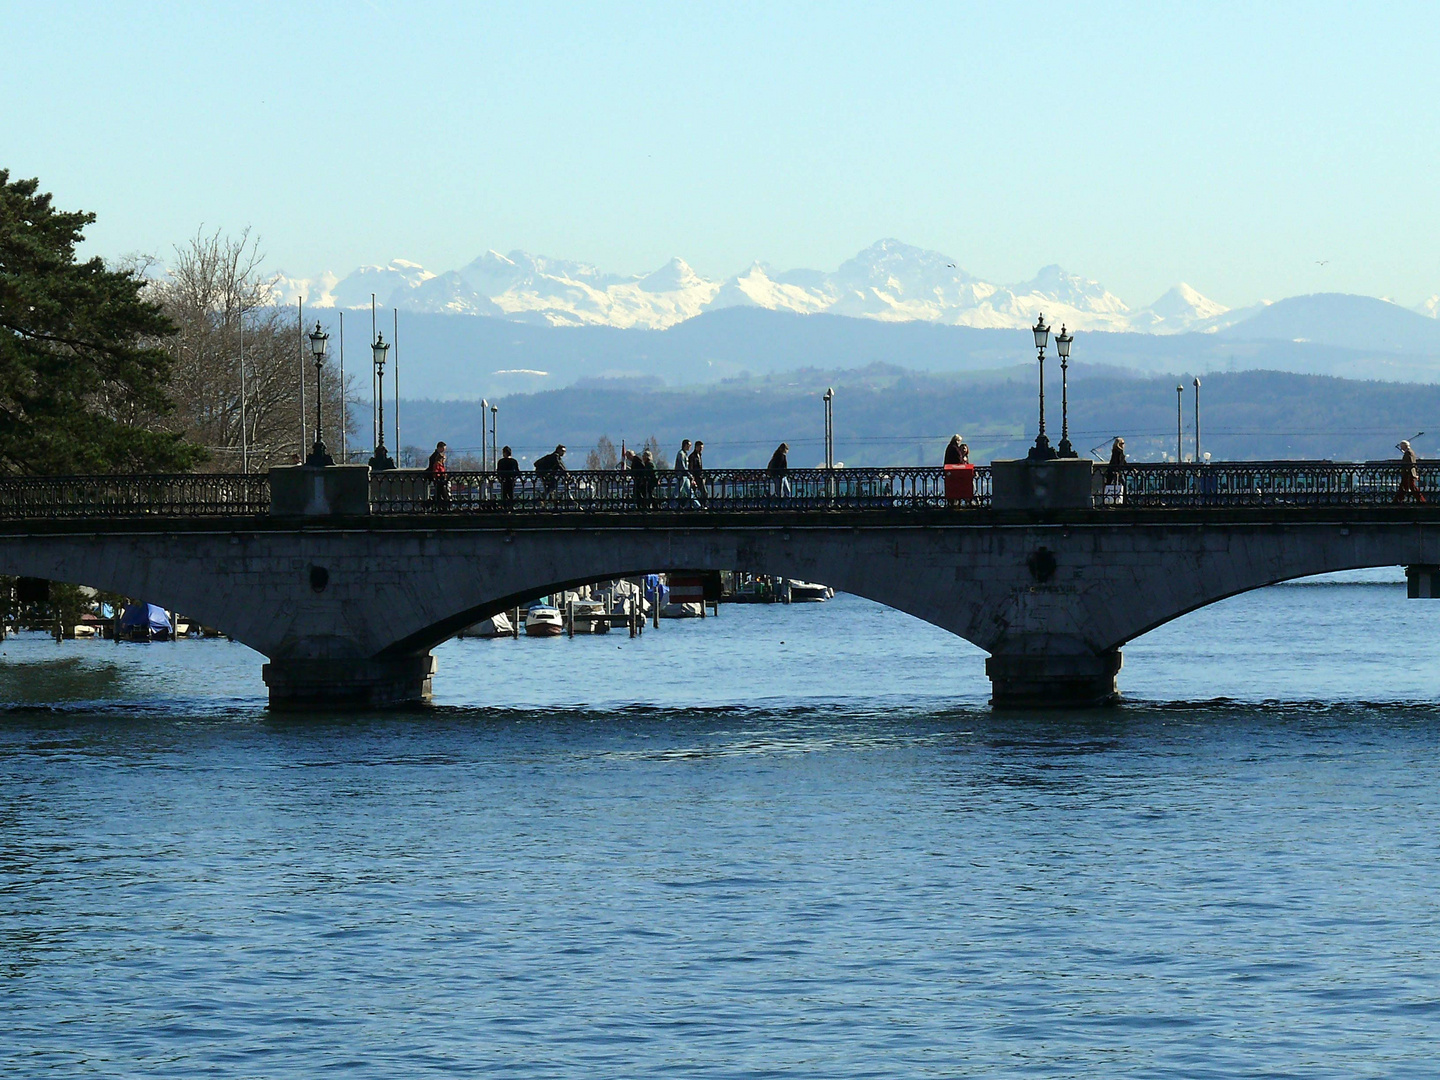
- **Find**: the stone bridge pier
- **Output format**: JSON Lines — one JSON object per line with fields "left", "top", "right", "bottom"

{"left": 0, "top": 508, "right": 1435, "bottom": 708}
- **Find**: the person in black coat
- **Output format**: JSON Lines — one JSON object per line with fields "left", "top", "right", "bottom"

{"left": 533, "top": 444, "right": 567, "bottom": 498}
{"left": 688, "top": 439, "right": 707, "bottom": 506}
{"left": 495, "top": 445, "right": 520, "bottom": 509}
{"left": 626, "top": 448, "right": 657, "bottom": 510}
{"left": 767, "top": 442, "right": 790, "bottom": 501}
{"left": 1104, "top": 437, "right": 1126, "bottom": 484}
{"left": 944, "top": 435, "right": 965, "bottom": 466}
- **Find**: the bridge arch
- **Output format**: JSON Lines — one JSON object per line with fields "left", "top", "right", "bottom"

{"left": 0, "top": 514, "right": 1433, "bottom": 707}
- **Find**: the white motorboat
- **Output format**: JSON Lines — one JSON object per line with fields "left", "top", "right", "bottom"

{"left": 457, "top": 611, "right": 514, "bottom": 638}
{"left": 569, "top": 598, "right": 611, "bottom": 633}
{"left": 524, "top": 604, "right": 564, "bottom": 637}
{"left": 787, "top": 580, "right": 834, "bottom": 602}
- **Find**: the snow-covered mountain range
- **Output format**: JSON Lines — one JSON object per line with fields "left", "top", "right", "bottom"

{"left": 272, "top": 239, "right": 1264, "bottom": 335}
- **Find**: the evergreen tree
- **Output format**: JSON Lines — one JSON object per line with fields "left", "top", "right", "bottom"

{"left": 0, "top": 170, "right": 202, "bottom": 473}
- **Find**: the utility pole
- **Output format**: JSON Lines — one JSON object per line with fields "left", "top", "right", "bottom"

{"left": 371, "top": 296, "right": 377, "bottom": 452}
{"left": 1176, "top": 385, "right": 1184, "bottom": 463}
{"left": 393, "top": 308, "right": 400, "bottom": 461}
{"left": 239, "top": 314, "right": 248, "bottom": 474}
{"left": 297, "top": 297, "right": 307, "bottom": 456}
{"left": 339, "top": 310, "right": 347, "bottom": 462}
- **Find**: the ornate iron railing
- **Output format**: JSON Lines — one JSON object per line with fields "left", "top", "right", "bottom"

{"left": 1105, "top": 462, "right": 1440, "bottom": 508}
{"left": 0, "top": 473, "right": 270, "bottom": 519}
{"left": 0, "top": 462, "right": 1435, "bottom": 520}
{"left": 370, "top": 466, "right": 991, "bottom": 513}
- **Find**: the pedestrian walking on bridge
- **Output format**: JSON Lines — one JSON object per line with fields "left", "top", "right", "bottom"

{"left": 674, "top": 439, "right": 701, "bottom": 508}
{"left": 1396, "top": 440, "right": 1426, "bottom": 503}
{"left": 1103, "top": 437, "right": 1127, "bottom": 506}
{"left": 689, "top": 440, "right": 707, "bottom": 506}
{"left": 534, "top": 444, "right": 567, "bottom": 501}
{"left": 425, "top": 442, "right": 449, "bottom": 511}
{"left": 626, "top": 448, "right": 657, "bottom": 510}
{"left": 768, "top": 442, "right": 791, "bottom": 503}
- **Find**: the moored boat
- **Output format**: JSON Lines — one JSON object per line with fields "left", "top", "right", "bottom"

{"left": 569, "top": 598, "right": 611, "bottom": 633}
{"left": 457, "top": 611, "right": 514, "bottom": 638}
{"left": 787, "top": 580, "right": 834, "bottom": 602}
{"left": 117, "top": 603, "right": 173, "bottom": 642}
{"left": 524, "top": 604, "right": 564, "bottom": 637}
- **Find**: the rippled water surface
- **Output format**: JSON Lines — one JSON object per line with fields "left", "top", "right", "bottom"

{"left": 5, "top": 575, "right": 1440, "bottom": 1077}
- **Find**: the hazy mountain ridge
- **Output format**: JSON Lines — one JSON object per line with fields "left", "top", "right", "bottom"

{"left": 393, "top": 367, "right": 1440, "bottom": 469}
{"left": 273, "top": 239, "right": 1239, "bottom": 334}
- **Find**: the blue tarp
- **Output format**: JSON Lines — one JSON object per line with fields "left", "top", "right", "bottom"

{"left": 118, "top": 604, "right": 172, "bottom": 634}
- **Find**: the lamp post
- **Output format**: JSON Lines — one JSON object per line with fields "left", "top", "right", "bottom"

{"left": 1027, "top": 314, "right": 1056, "bottom": 460}
{"left": 369, "top": 332, "right": 395, "bottom": 472}
{"left": 481, "top": 399, "right": 490, "bottom": 469}
{"left": 306, "top": 322, "right": 334, "bottom": 466}
{"left": 1193, "top": 377, "right": 1201, "bottom": 463}
{"left": 1055, "top": 324, "right": 1075, "bottom": 458}
{"left": 490, "top": 402, "right": 498, "bottom": 471}
{"left": 822, "top": 387, "right": 835, "bottom": 469}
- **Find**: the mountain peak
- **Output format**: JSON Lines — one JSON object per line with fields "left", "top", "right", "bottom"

{"left": 638, "top": 257, "right": 709, "bottom": 294}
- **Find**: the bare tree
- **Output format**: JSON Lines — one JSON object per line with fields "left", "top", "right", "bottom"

{"left": 145, "top": 228, "right": 356, "bottom": 471}
{"left": 586, "top": 435, "right": 618, "bottom": 471}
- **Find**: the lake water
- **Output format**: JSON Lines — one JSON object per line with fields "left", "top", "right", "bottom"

{"left": 5, "top": 572, "right": 1440, "bottom": 1077}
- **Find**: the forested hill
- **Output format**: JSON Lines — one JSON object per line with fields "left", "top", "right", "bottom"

{"left": 388, "top": 366, "right": 1440, "bottom": 469}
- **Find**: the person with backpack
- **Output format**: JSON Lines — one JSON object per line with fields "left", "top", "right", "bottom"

{"left": 424, "top": 441, "right": 449, "bottom": 511}
{"left": 533, "top": 444, "right": 567, "bottom": 501}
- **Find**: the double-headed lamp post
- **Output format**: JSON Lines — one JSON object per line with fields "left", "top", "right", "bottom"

{"left": 1027, "top": 313, "right": 1057, "bottom": 460}
{"left": 1055, "top": 324, "right": 1075, "bottom": 458}
{"left": 370, "top": 332, "right": 395, "bottom": 472}
{"left": 306, "top": 322, "right": 334, "bottom": 466}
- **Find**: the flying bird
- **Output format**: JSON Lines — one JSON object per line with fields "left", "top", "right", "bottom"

{"left": 1315, "top": 260, "right": 1330, "bottom": 266}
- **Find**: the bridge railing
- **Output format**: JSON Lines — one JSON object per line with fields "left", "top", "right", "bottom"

{"left": 1109, "top": 462, "right": 1440, "bottom": 507}
{"left": 0, "top": 473, "right": 270, "bottom": 519}
{"left": 371, "top": 466, "right": 992, "bottom": 513}
{"left": 0, "top": 462, "right": 1434, "bottom": 520}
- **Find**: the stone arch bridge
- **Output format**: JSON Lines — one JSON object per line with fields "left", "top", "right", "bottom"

{"left": 0, "top": 460, "right": 1436, "bottom": 708}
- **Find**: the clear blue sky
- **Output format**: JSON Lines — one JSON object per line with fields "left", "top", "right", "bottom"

{"left": 4, "top": 1, "right": 1439, "bottom": 308}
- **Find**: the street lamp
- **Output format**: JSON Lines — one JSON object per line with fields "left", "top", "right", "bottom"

{"left": 822, "top": 387, "right": 835, "bottom": 469}
{"left": 490, "top": 402, "right": 498, "bottom": 472}
{"left": 1193, "top": 377, "right": 1201, "bottom": 463}
{"left": 369, "top": 332, "right": 395, "bottom": 472}
{"left": 306, "top": 322, "right": 334, "bottom": 466}
{"left": 1027, "top": 313, "right": 1056, "bottom": 460}
{"left": 481, "top": 399, "right": 490, "bottom": 470}
{"left": 1055, "top": 324, "right": 1075, "bottom": 458}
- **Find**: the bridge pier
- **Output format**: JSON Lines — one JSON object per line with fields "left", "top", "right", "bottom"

{"left": 261, "top": 654, "right": 437, "bottom": 710}
{"left": 985, "top": 650, "right": 1123, "bottom": 708}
